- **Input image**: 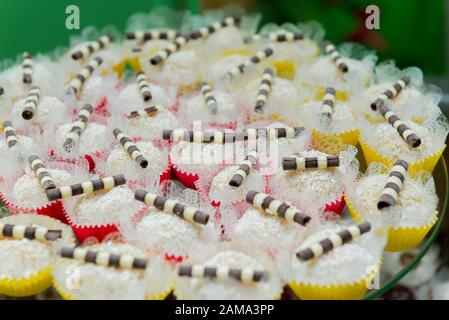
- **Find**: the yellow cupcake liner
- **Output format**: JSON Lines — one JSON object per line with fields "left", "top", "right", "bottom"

{"left": 273, "top": 60, "right": 296, "bottom": 80}
{"left": 288, "top": 260, "right": 381, "bottom": 300}
{"left": 345, "top": 195, "right": 438, "bottom": 252}
{"left": 112, "top": 56, "right": 143, "bottom": 77}
{"left": 359, "top": 138, "right": 446, "bottom": 179}
{"left": 0, "top": 266, "right": 53, "bottom": 297}
{"left": 311, "top": 129, "right": 360, "bottom": 153}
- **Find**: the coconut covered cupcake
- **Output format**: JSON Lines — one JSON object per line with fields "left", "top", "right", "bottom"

{"left": 160, "top": 50, "right": 200, "bottom": 95}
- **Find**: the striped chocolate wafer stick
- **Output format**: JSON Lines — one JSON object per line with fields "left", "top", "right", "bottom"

{"left": 378, "top": 102, "right": 421, "bottom": 148}
{"left": 135, "top": 189, "right": 210, "bottom": 225}
{"left": 71, "top": 35, "right": 113, "bottom": 61}
{"left": 229, "top": 151, "right": 258, "bottom": 187}
{"left": 136, "top": 72, "right": 152, "bottom": 102}
{"left": 29, "top": 155, "right": 56, "bottom": 190}
{"left": 324, "top": 42, "right": 348, "bottom": 73}
{"left": 377, "top": 160, "right": 408, "bottom": 209}
{"left": 244, "top": 31, "right": 304, "bottom": 44}
{"left": 371, "top": 76, "right": 411, "bottom": 111}
{"left": 126, "top": 30, "right": 181, "bottom": 43}
{"left": 320, "top": 87, "right": 336, "bottom": 119}
{"left": 0, "top": 86, "right": 4, "bottom": 96}
{"left": 59, "top": 246, "right": 148, "bottom": 270}
{"left": 22, "top": 52, "right": 33, "bottom": 84}
{"left": 296, "top": 221, "right": 371, "bottom": 261}
{"left": 149, "top": 36, "right": 188, "bottom": 65}
{"left": 200, "top": 81, "right": 218, "bottom": 114}
{"left": 282, "top": 155, "right": 340, "bottom": 170}
{"left": 246, "top": 191, "right": 311, "bottom": 226}
{"left": 254, "top": 68, "right": 274, "bottom": 113}
{"left": 21, "top": 86, "right": 40, "bottom": 120}
{"left": 126, "top": 105, "right": 164, "bottom": 119}
{"left": 67, "top": 57, "right": 103, "bottom": 95}
{"left": 3, "top": 121, "right": 18, "bottom": 148}
{"left": 178, "top": 264, "right": 269, "bottom": 283}
{"left": 113, "top": 128, "right": 148, "bottom": 168}
{"left": 0, "top": 222, "right": 62, "bottom": 241}
{"left": 46, "top": 174, "right": 126, "bottom": 201}
{"left": 63, "top": 104, "right": 94, "bottom": 151}
{"left": 227, "top": 47, "right": 274, "bottom": 79}
{"left": 162, "top": 127, "right": 304, "bottom": 143}
{"left": 189, "top": 16, "right": 241, "bottom": 40}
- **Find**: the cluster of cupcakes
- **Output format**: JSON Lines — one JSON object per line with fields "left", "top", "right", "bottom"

{"left": 0, "top": 6, "right": 447, "bottom": 300}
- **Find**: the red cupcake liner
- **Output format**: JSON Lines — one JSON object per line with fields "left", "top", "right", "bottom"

{"left": 324, "top": 195, "right": 346, "bottom": 215}
{"left": 93, "top": 97, "right": 110, "bottom": 117}
{"left": 171, "top": 163, "right": 199, "bottom": 190}
{"left": 49, "top": 149, "right": 108, "bottom": 173}
{"left": 0, "top": 192, "right": 69, "bottom": 224}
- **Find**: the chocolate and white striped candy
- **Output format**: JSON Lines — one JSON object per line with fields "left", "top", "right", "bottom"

{"left": 71, "top": 35, "right": 113, "bottom": 60}
{"left": 135, "top": 189, "right": 210, "bottom": 225}
{"left": 246, "top": 191, "right": 311, "bottom": 226}
{"left": 320, "top": 87, "right": 336, "bottom": 119}
{"left": 29, "top": 155, "right": 56, "bottom": 190}
{"left": 136, "top": 71, "right": 152, "bottom": 102}
{"left": 200, "top": 81, "right": 218, "bottom": 114}
{"left": 46, "top": 174, "right": 126, "bottom": 201}
{"left": 0, "top": 222, "right": 62, "bottom": 241}
{"left": 189, "top": 16, "right": 241, "bottom": 40}
{"left": 229, "top": 151, "right": 258, "bottom": 187}
{"left": 377, "top": 160, "right": 408, "bottom": 210}
{"left": 178, "top": 264, "right": 269, "bottom": 283}
{"left": 324, "top": 42, "right": 348, "bottom": 73}
{"left": 126, "top": 30, "right": 180, "bottom": 43}
{"left": 371, "top": 76, "right": 411, "bottom": 111}
{"left": 282, "top": 155, "right": 340, "bottom": 170}
{"left": 126, "top": 105, "right": 164, "bottom": 119}
{"left": 149, "top": 36, "right": 188, "bottom": 65}
{"left": 21, "top": 86, "right": 40, "bottom": 120}
{"left": 59, "top": 246, "right": 148, "bottom": 270}
{"left": 227, "top": 47, "right": 274, "bottom": 79}
{"left": 254, "top": 68, "right": 274, "bottom": 113}
{"left": 244, "top": 31, "right": 304, "bottom": 44}
{"left": 378, "top": 103, "right": 421, "bottom": 148}
{"left": 22, "top": 52, "right": 33, "bottom": 84}
{"left": 296, "top": 221, "right": 371, "bottom": 261}
{"left": 63, "top": 104, "right": 94, "bottom": 151}
{"left": 3, "top": 121, "right": 18, "bottom": 148}
{"left": 67, "top": 57, "right": 103, "bottom": 95}
{"left": 113, "top": 128, "right": 148, "bottom": 168}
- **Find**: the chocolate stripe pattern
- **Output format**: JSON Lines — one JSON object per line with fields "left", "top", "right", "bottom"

{"left": 149, "top": 36, "right": 188, "bottom": 65}
{"left": 22, "top": 52, "right": 33, "bottom": 84}
{"left": 67, "top": 57, "right": 103, "bottom": 95}
{"left": 377, "top": 159, "right": 408, "bottom": 210}
{"left": 200, "top": 81, "right": 218, "bottom": 115}
{"left": 296, "top": 222, "right": 371, "bottom": 261}
{"left": 229, "top": 151, "right": 258, "bottom": 187}
{"left": 246, "top": 191, "right": 311, "bottom": 226}
{"left": 324, "top": 42, "right": 348, "bottom": 73}
{"left": 0, "top": 222, "right": 62, "bottom": 241}
{"left": 162, "top": 127, "right": 304, "bottom": 143}
{"left": 113, "top": 128, "right": 148, "bottom": 168}
{"left": 135, "top": 189, "right": 210, "bottom": 225}
{"left": 3, "top": 121, "right": 18, "bottom": 148}
{"left": 378, "top": 102, "right": 421, "bottom": 148}
{"left": 136, "top": 71, "right": 152, "bottom": 102}
{"left": 126, "top": 105, "right": 164, "bottom": 119}
{"left": 371, "top": 76, "right": 411, "bottom": 111}
{"left": 254, "top": 68, "right": 274, "bottom": 113}
{"left": 21, "top": 86, "right": 40, "bottom": 120}
{"left": 178, "top": 264, "right": 269, "bottom": 283}
{"left": 244, "top": 31, "right": 304, "bottom": 44}
{"left": 63, "top": 104, "right": 94, "bottom": 152}
{"left": 320, "top": 87, "right": 336, "bottom": 119}
{"left": 282, "top": 155, "right": 340, "bottom": 170}
{"left": 189, "top": 16, "right": 241, "bottom": 40}
{"left": 29, "top": 155, "right": 56, "bottom": 190}
{"left": 71, "top": 35, "right": 113, "bottom": 60}
{"left": 59, "top": 246, "right": 148, "bottom": 270}
{"left": 0, "top": 86, "right": 4, "bottom": 96}
{"left": 46, "top": 174, "right": 126, "bottom": 201}
{"left": 227, "top": 47, "right": 274, "bottom": 79}
{"left": 126, "top": 30, "right": 181, "bottom": 43}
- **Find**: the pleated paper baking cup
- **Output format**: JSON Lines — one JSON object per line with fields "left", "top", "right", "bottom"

{"left": 345, "top": 195, "right": 438, "bottom": 252}
{"left": 0, "top": 266, "right": 53, "bottom": 297}
{"left": 311, "top": 128, "right": 360, "bottom": 148}
{"left": 359, "top": 138, "right": 446, "bottom": 179}
{"left": 324, "top": 195, "right": 346, "bottom": 215}
{"left": 171, "top": 162, "right": 200, "bottom": 190}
